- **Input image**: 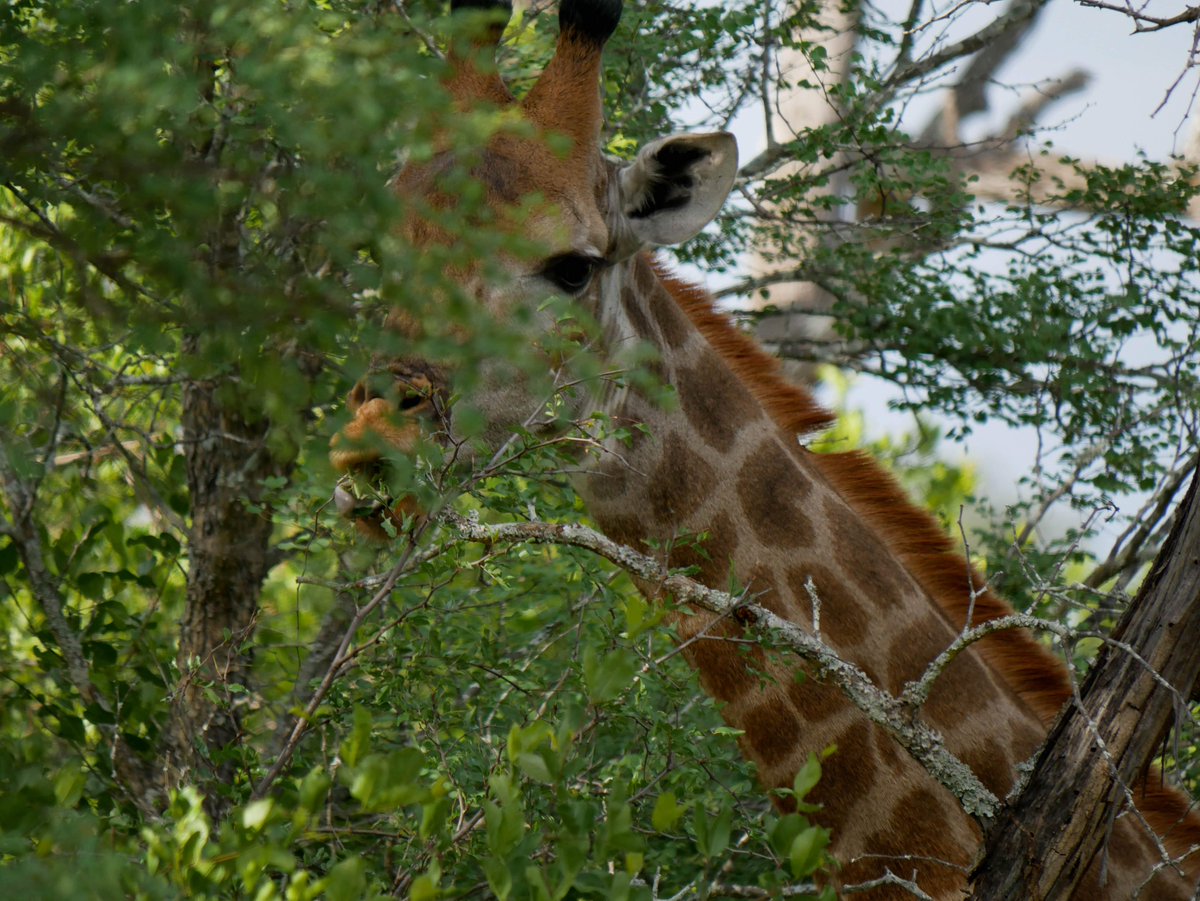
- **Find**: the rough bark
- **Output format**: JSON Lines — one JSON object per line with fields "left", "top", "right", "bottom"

{"left": 970, "top": 470, "right": 1200, "bottom": 897}
{"left": 157, "top": 23, "right": 301, "bottom": 799}
{"left": 163, "top": 374, "right": 292, "bottom": 804}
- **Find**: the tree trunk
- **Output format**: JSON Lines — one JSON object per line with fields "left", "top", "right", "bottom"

{"left": 163, "top": 373, "right": 292, "bottom": 807}
{"left": 971, "top": 469, "right": 1200, "bottom": 897}
{"left": 749, "top": 0, "right": 859, "bottom": 382}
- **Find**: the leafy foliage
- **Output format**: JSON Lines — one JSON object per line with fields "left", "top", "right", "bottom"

{"left": 1, "top": 0, "right": 1197, "bottom": 898}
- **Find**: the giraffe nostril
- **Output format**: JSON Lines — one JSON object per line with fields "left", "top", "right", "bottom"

{"left": 348, "top": 376, "right": 386, "bottom": 413}
{"left": 332, "top": 456, "right": 391, "bottom": 518}
{"left": 398, "top": 393, "right": 427, "bottom": 413}
{"left": 395, "top": 375, "right": 435, "bottom": 414}
{"left": 333, "top": 485, "right": 358, "bottom": 517}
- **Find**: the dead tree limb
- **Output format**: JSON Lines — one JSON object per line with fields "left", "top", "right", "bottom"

{"left": 971, "top": 469, "right": 1200, "bottom": 897}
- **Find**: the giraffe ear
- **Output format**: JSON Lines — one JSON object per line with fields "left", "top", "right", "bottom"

{"left": 618, "top": 132, "right": 737, "bottom": 246}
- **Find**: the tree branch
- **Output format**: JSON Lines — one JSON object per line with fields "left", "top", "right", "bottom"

{"left": 0, "top": 441, "right": 163, "bottom": 814}
{"left": 971, "top": 468, "right": 1200, "bottom": 896}
{"left": 1085, "top": 452, "right": 1199, "bottom": 590}
{"left": 916, "top": 0, "right": 1053, "bottom": 145}
{"left": 886, "top": 0, "right": 1046, "bottom": 95}
{"left": 1076, "top": 0, "right": 1200, "bottom": 32}
{"left": 441, "top": 511, "right": 1001, "bottom": 820}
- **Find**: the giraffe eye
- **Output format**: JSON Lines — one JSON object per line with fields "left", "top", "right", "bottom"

{"left": 541, "top": 253, "right": 602, "bottom": 295}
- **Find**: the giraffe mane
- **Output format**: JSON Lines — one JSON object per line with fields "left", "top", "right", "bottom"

{"left": 653, "top": 256, "right": 1200, "bottom": 872}
{"left": 651, "top": 259, "right": 836, "bottom": 438}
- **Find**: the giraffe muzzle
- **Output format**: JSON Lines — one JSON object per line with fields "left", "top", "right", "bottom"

{"left": 329, "top": 368, "right": 447, "bottom": 539}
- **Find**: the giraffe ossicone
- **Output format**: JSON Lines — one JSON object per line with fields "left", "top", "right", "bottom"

{"left": 331, "top": 1, "right": 1200, "bottom": 896}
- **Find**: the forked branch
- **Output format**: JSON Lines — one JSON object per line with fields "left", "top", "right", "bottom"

{"left": 441, "top": 510, "right": 1001, "bottom": 819}
{"left": 971, "top": 469, "right": 1200, "bottom": 897}
{"left": 1076, "top": 0, "right": 1200, "bottom": 32}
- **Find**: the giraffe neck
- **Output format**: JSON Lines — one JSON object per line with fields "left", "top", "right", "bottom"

{"left": 572, "top": 253, "right": 1193, "bottom": 899}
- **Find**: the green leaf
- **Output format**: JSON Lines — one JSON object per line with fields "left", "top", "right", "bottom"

{"left": 325, "top": 857, "right": 368, "bottom": 901}
{"left": 53, "top": 768, "right": 86, "bottom": 807}
{"left": 621, "top": 593, "right": 660, "bottom": 638}
{"left": 608, "top": 871, "right": 633, "bottom": 901}
{"left": 769, "top": 813, "right": 810, "bottom": 859}
{"left": 0, "top": 540, "right": 20, "bottom": 576}
{"left": 604, "top": 794, "right": 643, "bottom": 854}
{"left": 55, "top": 713, "right": 86, "bottom": 745}
{"left": 582, "top": 645, "right": 638, "bottom": 703}
{"left": 788, "top": 825, "right": 830, "bottom": 879}
{"left": 483, "top": 857, "right": 513, "bottom": 901}
{"left": 75, "top": 571, "right": 106, "bottom": 600}
{"left": 793, "top": 752, "right": 823, "bottom": 803}
{"left": 420, "top": 797, "right": 450, "bottom": 840}
{"left": 84, "top": 640, "right": 118, "bottom": 668}
{"left": 298, "top": 768, "right": 332, "bottom": 814}
{"left": 410, "top": 872, "right": 438, "bottom": 901}
{"left": 693, "top": 803, "right": 732, "bottom": 858}
{"left": 348, "top": 749, "right": 428, "bottom": 811}
{"left": 341, "top": 706, "right": 372, "bottom": 768}
{"left": 515, "top": 751, "right": 554, "bottom": 784}
{"left": 651, "top": 791, "right": 687, "bottom": 833}
{"left": 525, "top": 865, "right": 552, "bottom": 901}
{"left": 242, "top": 798, "right": 274, "bottom": 831}
{"left": 507, "top": 721, "right": 557, "bottom": 783}
{"left": 710, "top": 804, "right": 733, "bottom": 858}
{"left": 484, "top": 775, "right": 526, "bottom": 857}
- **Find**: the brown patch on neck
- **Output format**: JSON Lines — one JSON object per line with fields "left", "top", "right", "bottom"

{"left": 736, "top": 440, "right": 816, "bottom": 548}
{"left": 646, "top": 433, "right": 717, "bottom": 525}
{"left": 650, "top": 254, "right": 1200, "bottom": 880}
{"left": 647, "top": 255, "right": 835, "bottom": 438}
{"left": 674, "top": 351, "right": 757, "bottom": 453}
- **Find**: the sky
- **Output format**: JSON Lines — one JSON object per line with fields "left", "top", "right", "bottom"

{"left": 999, "top": 0, "right": 1198, "bottom": 161}
{"left": 773, "top": 1, "right": 1197, "bottom": 547}
{"left": 925, "top": 1, "right": 1195, "bottom": 535}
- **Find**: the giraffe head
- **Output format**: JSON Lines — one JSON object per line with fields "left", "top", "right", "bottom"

{"left": 330, "top": 0, "right": 737, "bottom": 534}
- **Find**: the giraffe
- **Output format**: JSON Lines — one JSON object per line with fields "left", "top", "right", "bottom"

{"left": 329, "top": 1, "right": 1200, "bottom": 897}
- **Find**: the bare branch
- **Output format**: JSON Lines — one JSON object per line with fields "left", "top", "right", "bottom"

{"left": 253, "top": 513, "right": 451, "bottom": 797}
{"left": 916, "top": 0, "right": 1053, "bottom": 145}
{"left": 843, "top": 869, "right": 935, "bottom": 899}
{"left": 1077, "top": 0, "right": 1200, "bottom": 32}
{"left": 886, "top": 0, "right": 1046, "bottom": 96}
{"left": 1086, "top": 452, "right": 1199, "bottom": 589}
{"left": 997, "top": 69, "right": 1092, "bottom": 143}
{"left": 442, "top": 511, "right": 1001, "bottom": 819}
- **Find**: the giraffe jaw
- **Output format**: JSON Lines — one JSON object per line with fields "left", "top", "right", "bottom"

{"left": 330, "top": 421, "right": 427, "bottom": 540}
{"left": 332, "top": 476, "right": 424, "bottom": 541}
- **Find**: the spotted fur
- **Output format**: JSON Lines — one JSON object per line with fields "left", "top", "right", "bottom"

{"left": 658, "top": 255, "right": 1200, "bottom": 879}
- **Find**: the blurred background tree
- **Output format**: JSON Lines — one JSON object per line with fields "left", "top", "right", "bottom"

{"left": 0, "top": 0, "right": 1196, "bottom": 898}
